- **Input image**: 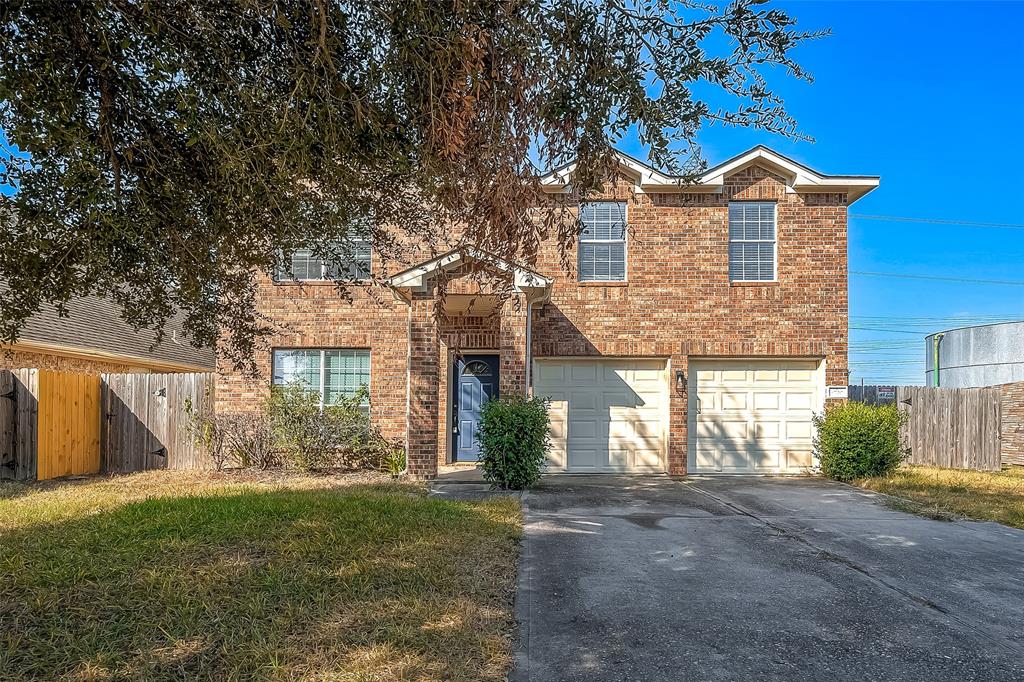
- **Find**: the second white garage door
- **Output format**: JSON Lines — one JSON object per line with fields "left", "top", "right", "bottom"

{"left": 533, "top": 359, "right": 668, "bottom": 473}
{"left": 688, "top": 359, "right": 822, "bottom": 474}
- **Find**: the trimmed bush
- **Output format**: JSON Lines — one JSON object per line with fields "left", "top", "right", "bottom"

{"left": 478, "top": 395, "right": 550, "bottom": 489}
{"left": 813, "top": 401, "right": 908, "bottom": 482}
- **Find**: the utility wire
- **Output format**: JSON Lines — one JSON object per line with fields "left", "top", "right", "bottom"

{"left": 850, "top": 326, "right": 928, "bottom": 335}
{"left": 851, "top": 271, "right": 1024, "bottom": 286}
{"left": 850, "top": 214, "right": 1024, "bottom": 230}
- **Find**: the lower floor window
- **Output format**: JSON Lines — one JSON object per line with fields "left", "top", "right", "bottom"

{"left": 272, "top": 348, "right": 370, "bottom": 411}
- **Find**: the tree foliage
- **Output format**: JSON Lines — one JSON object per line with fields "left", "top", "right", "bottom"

{"left": 0, "top": 0, "right": 823, "bottom": 367}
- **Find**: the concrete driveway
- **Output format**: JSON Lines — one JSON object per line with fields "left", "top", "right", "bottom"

{"left": 512, "top": 476, "right": 1024, "bottom": 681}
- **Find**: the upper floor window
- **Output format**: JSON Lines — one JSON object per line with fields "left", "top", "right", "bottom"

{"left": 271, "top": 348, "right": 370, "bottom": 412}
{"left": 579, "top": 202, "right": 627, "bottom": 282}
{"left": 276, "top": 237, "right": 371, "bottom": 282}
{"left": 728, "top": 202, "right": 776, "bottom": 282}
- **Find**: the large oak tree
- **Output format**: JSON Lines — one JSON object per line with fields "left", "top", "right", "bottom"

{"left": 0, "top": 0, "right": 823, "bottom": 368}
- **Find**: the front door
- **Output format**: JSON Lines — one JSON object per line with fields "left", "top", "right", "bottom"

{"left": 452, "top": 354, "right": 499, "bottom": 462}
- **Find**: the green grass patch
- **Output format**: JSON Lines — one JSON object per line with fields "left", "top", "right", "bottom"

{"left": 0, "top": 471, "right": 521, "bottom": 680}
{"left": 860, "top": 465, "right": 1024, "bottom": 529}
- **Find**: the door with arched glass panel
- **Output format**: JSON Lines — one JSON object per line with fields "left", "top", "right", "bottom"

{"left": 452, "top": 354, "right": 499, "bottom": 461}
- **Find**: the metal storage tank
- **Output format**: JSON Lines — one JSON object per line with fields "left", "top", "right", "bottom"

{"left": 924, "top": 321, "right": 1024, "bottom": 388}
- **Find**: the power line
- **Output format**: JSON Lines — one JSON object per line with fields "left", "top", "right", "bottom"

{"left": 847, "top": 214, "right": 1024, "bottom": 229}
{"left": 851, "top": 271, "right": 1024, "bottom": 286}
{"left": 850, "top": 326, "right": 926, "bottom": 335}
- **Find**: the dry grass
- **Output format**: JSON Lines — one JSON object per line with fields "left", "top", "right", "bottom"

{"left": 0, "top": 471, "right": 522, "bottom": 681}
{"left": 859, "top": 465, "right": 1024, "bottom": 529}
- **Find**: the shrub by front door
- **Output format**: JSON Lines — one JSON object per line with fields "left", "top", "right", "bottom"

{"left": 452, "top": 354, "right": 499, "bottom": 462}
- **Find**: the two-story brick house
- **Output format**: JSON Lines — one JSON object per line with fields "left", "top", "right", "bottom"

{"left": 215, "top": 146, "right": 878, "bottom": 478}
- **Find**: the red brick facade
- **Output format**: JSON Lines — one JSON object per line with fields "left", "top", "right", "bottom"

{"left": 216, "top": 158, "right": 853, "bottom": 479}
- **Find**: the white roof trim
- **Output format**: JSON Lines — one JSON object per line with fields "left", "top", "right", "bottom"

{"left": 387, "top": 247, "right": 553, "bottom": 298}
{"left": 540, "top": 145, "right": 880, "bottom": 203}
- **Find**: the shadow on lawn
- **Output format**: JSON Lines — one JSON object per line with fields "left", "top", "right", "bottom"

{"left": 0, "top": 485, "right": 520, "bottom": 681}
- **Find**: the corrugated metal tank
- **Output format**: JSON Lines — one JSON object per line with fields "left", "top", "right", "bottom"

{"left": 924, "top": 321, "right": 1024, "bottom": 388}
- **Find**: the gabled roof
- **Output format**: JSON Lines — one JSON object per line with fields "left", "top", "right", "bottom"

{"left": 540, "top": 145, "right": 880, "bottom": 203}
{"left": 0, "top": 282, "right": 215, "bottom": 370}
{"left": 387, "top": 247, "right": 552, "bottom": 299}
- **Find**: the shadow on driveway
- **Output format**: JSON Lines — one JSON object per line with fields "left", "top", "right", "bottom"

{"left": 513, "top": 475, "right": 1024, "bottom": 681}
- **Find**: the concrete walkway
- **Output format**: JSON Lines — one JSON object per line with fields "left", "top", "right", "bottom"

{"left": 513, "top": 475, "right": 1024, "bottom": 681}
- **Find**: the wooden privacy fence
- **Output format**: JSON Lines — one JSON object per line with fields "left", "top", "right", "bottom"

{"left": 1, "top": 369, "right": 38, "bottom": 480}
{"left": 1, "top": 369, "right": 213, "bottom": 480}
{"left": 102, "top": 372, "right": 213, "bottom": 473}
{"left": 1, "top": 369, "right": 101, "bottom": 480}
{"left": 897, "top": 385, "right": 1003, "bottom": 472}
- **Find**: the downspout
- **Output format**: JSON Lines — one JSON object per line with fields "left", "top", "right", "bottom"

{"left": 932, "top": 333, "right": 945, "bottom": 388}
{"left": 403, "top": 301, "right": 413, "bottom": 476}
{"left": 525, "top": 299, "right": 533, "bottom": 396}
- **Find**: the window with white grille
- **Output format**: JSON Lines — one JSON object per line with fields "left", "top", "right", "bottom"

{"left": 276, "top": 238, "right": 371, "bottom": 281}
{"left": 578, "top": 202, "right": 627, "bottom": 282}
{"left": 271, "top": 348, "right": 370, "bottom": 412}
{"left": 728, "top": 202, "right": 776, "bottom": 282}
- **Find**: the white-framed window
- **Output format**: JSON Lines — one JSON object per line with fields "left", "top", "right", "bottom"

{"left": 728, "top": 202, "right": 777, "bottom": 282}
{"left": 578, "top": 201, "right": 627, "bottom": 282}
{"left": 271, "top": 348, "right": 370, "bottom": 412}
{"left": 276, "top": 238, "right": 372, "bottom": 281}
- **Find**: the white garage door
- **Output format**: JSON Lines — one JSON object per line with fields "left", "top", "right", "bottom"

{"left": 689, "top": 360, "right": 822, "bottom": 474}
{"left": 534, "top": 359, "right": 668, "bottom": 473}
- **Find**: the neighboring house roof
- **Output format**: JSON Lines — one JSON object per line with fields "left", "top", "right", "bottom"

{"left": 1, "top": 283, "right": 215, "bottom": 370}
{"left": 540, "top": 145, "right": 880, "bottom": 203}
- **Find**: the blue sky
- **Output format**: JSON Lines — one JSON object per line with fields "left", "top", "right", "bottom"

{"left": 617, "top": 1, "right": 1024, "bottom": 385}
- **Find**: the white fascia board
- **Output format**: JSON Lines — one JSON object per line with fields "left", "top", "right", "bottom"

{"left": 540, "top": 151, "right": 675, "bottom": 191}
{"left": 387, "top": 251, "right": 464, "bottom": 289}
{"left": 387, "top": 248, "right": 552, "bottom": 293}
{"left": 540, "top": 145, "right": 879, "bottom": 202}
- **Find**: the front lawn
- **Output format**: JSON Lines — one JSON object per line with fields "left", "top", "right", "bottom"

{"left": 860, "top": 465, "right": 1024, "bottom": 529}
{"left": 0, "top": 471, "right": 521, "bottom": 681}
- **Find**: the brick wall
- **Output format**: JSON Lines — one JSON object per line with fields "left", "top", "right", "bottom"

{"left": 1001, "top": 381, "right": 1024, "bottom": 466}
{"left": 214, "top": 280, "right": 410, "bottom": 442}
{"left": 215, "top": 161, "right": 849, "bottom": 478}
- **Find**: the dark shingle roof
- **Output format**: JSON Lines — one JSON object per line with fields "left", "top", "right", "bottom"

{"left": 3, "top": 284, "right": 215, "bottom": 369}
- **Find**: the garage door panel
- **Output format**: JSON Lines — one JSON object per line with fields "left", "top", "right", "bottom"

{"left": 570, "top": 419, "right": 600, "bottom": 439}
{"left": 717, "top": 419, "right": 750, "bottom": 440}
{"left": 722, "top": 369, "right": 748, "bottom": 384}
{"left": 535, "top": 359, "right": 667, "bottom": 473}
{"left": 696, "top": 420, "right": 719, "bottom": 439}
{"left": 567, "top": 446, "right": 600, "bottom": 469}
{"left": 577, "top": 363, "right": 605, "bottom": 382}
{"left": 721, "top": 392, "right": 749, "bottom": 410}
{"left": 787, "top": 449, "right": 813, "bottom": 468}
{"left": 690, "top": 360, "right": 821, "bottom": 474}
{"left": 753, "top": 393, "right": 780, "bottom": 410}
{"left": 695, "top": 448, "right": 717, "bottom": 469}
{"left": 754, "top": 421, "right": 780, "bottom": 439}
{"left": 785, "top": 392, "right": 814, "bottom": 410}
{"left": 536, "top": 363, "right": 565, "bottom": 383}
{"left": 785, "top": 421, "right": 812, "bottom": 440}
{"left": 634, "top": 449, "right": 663, "bottom": 470}
{"left": 750, "top": 448, "right": 782, "bottom": 469}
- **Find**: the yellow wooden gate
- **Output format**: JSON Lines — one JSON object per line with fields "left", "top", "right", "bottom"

{"left": 36, "top": 370, "right": 101, "bottom": 480}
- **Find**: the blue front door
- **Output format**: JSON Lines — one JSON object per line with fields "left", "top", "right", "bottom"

{"left": 452, "top": 354, "right": 499, "bottom": 462}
